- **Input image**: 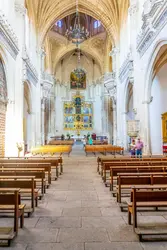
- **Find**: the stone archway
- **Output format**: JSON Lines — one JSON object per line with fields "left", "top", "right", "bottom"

{"left": 149, "top": 44, "right": 167, "bottom": 154}
{"left": 0, "top": 57, "right": 7, "bottom": 157}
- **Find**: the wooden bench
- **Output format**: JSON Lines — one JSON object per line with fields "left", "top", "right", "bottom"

{"left": 0, "top": 169, "right": 46, "bottom": 196}
{"left": 0, "top": 188, "right": 25, "bottom": 246}
{"left": 116, "top": 174, "right": 167, "bottom": 204}
{"left": 48, "top": 140, "right": 74, "bottom": 145}
{"left": 85, "top": 145, "right": 124, "bottom": 156}
{"left": 0, "top": 163, "right": 51, "bottom": 185}
{"left": 105, "top": 145, "right": 124, "bottom": 155}
{"left": 0, "top": 178, "right": 37, "bottom": 216}
{"left": 31, "top": 145, "right": 72, "bottom": 157}
{"left": 127, "top": 186, "right": 167, "bottom": 241}
{"left": 0, "top": 157, "right": 62, "bottom": 178}
{"left": 97, "top": 156, "right": 167, "bottom": 173}
{"left": 109, "top": 166, "right": 167, "bottom": 191}
{"left": 101, "top": 161, "right": 167, "bottom": 185}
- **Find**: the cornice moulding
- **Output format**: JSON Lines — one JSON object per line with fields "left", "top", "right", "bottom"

{"left": 23, "top": 47, "right": 38, "bottom": 86}
{"left": 119, "top": 52, "right": 134, "bottom": 83}
{"left": 137, "top": 0, "right": 167, "bottom": 57}
{"left": 0, "top": 11, "right": 19, "bottom": 59}
{"left": 103, "top": 72, "right": 116, "bottom": 97}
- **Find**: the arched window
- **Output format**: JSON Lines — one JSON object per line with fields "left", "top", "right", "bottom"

{"left": 94, "top": 20, "right": 101, "bottom": 29}
{"left": 56, "top": 20, "right": 63, "bottom": 28}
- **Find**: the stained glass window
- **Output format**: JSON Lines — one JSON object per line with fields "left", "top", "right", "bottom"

{"left": 94, "top": 20, "right": 101, "bottom": 29}
{"left": 56, "top": 20, "right": 63, "bottom": 28}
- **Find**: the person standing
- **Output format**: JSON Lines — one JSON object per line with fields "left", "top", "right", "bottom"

{"left": 89, "top": 136, "right": 93, "bottom": 145}
{"left": 130, "top": 139, "right": 136, "bottom": 157}
{"left": 82, "top": 136, "right": 86, "bottom": 148}
{"left": 136, "top": 138, "right": 144, "bottom": 158}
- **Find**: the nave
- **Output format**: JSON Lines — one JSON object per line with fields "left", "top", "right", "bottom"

{"left": 1, "top": 153, "right": 167, "bottom": 250}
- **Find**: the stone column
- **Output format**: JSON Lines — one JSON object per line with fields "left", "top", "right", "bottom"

{"left": 49, "top": 93, "right": 56, "bottom": 136}
{"left": 109, "top": 48, "right": 119, "bottom": 144}
{"left": 112, "top": 99, "right": 117, "bottom": 145}
{"left": 142, "top": 97, "right": 153, "bottom": 155}
{"left": 14, "top": 2, "right": 26, "bottom": 155}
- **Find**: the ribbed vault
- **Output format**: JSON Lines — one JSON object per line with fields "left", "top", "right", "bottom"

{"left": 25, "top": 0, "right": 129, "bottom": 45}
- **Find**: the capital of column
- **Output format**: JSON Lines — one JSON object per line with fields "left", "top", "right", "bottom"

{"left": 142, "top": 96, "right": 153, "bottom": 104}
{"left": 109, "top": 47, "right": 120, "bottom": 57}
{"left": 40, "top": 47, "right": 46, "bottom": 58}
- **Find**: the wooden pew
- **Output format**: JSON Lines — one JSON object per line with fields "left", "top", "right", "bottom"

{"left": 105, "top": 145, "right": 124, "bottom": 155}
{"left": 109, "top": 166, "right": 167, "bottom": 191}
{"left": 116, "top": 174, "right": 167, "bottom": 204}
{"left": 0, "top": 177, "right": 37, "bottom": 215}
{"left": 31, "top": 145, "right": 72, "bottom": 157}
{"left": 0, "top": 169, "right": 46, "bottom": 196}
{"left": 0, "top": 188, "right": 25, "bottom": 246}
{"left": 85, "top": 145, "right": 124, "bottom": 156}
{"left": 127, "top": 186, "right": 167, "bottom": 241}
{"left": 102, "top": 161, "right": 167, "bottom": 185}
{"left": 0, "top": 163, "right": 51, "bottom": 185}
{"left": 97, "top": 156, "right": 167, "bottom": 173}
{"left": 0, "top": 157, "right": 62, "bottom": 178}
{"left": 48, "top": 140, "right": 74, "bottom": 145}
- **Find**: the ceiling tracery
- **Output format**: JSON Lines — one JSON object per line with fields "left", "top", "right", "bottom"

{"left": 25, "top": 0, "right": 129, "bottom": 75}
{"left": 25, "top": 0, "right": 129, "bottom": 45}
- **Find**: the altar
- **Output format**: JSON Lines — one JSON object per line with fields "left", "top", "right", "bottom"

{"left": 64, "top": 93, "right": 93, "bottom": 132}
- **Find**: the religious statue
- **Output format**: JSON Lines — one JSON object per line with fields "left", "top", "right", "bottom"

{"left": 75, "top": 97, "right": 81, "bottom": 106}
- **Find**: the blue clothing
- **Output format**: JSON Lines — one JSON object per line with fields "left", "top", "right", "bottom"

{"left": 89, "top": 138, "right": 93, "bottom": 145}
{"left": 136, "top": 149, "right": 142, "bottom": 158}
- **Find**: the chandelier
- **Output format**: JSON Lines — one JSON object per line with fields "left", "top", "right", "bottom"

{"left": 65, "top": 0, "right": 89, "bottom": 45}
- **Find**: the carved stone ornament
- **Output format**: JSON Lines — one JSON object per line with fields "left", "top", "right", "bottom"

{"left": 104, "top": 72, "right": 117, "bottom": 98}
{"left": 41, "top": 81, "right": 53, "bottom": 99}
{"left": 15, "top": 2, "right": 26, "bottom": 16}
{"left": 0, "top": 10, "right": 19, "bottom": 59}
{"left": 128, "top": 1, "right": 139, "bottom": 16}
{"left": 119, "top": 50, "right": 134, "bottom": 83}
{"left": 142, "top": 96, "right": 153, "bottom": 104}
{"left": 109, "top": 47, "right": 120, "bottom": 57}
{"left": 41, "top": 72, "right": 54, "bottom": 99}
{"left": 137, "top": 0, "right": 167, "bottom": 57}
{"left": 22, "top": 47, "right": 38, "bottom": 86}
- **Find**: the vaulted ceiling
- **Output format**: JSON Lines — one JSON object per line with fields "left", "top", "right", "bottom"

{"left": 25, "top": 0, "right": 129, "bottom": 75}
{"left": 25, "top": 0, "right": 129, "bottom": 44}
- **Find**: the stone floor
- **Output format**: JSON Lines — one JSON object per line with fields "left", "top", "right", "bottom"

{"left": 1, "top": 145, "right": 167, "bottom": 249}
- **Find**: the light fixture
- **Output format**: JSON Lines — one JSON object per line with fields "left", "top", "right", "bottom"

{"left": 65, "top": 0, "right": 89, "bottom": 45}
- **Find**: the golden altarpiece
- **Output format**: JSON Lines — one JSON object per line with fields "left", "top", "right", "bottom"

{"left": 64, "top": 93, "right": 93, "bottom": 133}
{"left": 162, "top": 112, "right": 167, "bottom": 143}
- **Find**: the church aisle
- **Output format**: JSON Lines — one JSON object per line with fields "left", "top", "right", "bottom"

{"left": 1, "top": 155, "right": 167, "bottom": 249}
